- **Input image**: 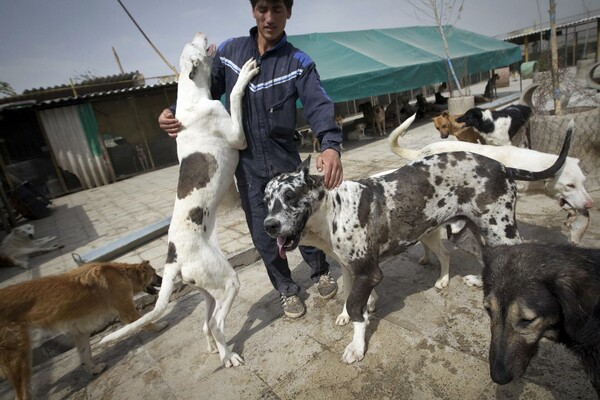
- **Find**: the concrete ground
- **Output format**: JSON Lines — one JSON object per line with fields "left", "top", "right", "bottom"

{"left": 1, "top": 78, "right": 599, "bottom": 399}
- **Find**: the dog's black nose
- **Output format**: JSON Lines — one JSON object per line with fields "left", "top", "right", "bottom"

{"left": 490, "top": 359, "right": 514, "bottom": 385}
{"left": 264, "top": 218, "right": 281, "bottom": 235}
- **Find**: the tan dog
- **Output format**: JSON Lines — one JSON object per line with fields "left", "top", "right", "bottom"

{"left": 0, "top": 260, "right": 164, "bottom": 400}
{"left": 372, "top": 104, "right": 386, "bottom": 135}
{"left": 432, "top": 111, "right": 485, "bottom": 144}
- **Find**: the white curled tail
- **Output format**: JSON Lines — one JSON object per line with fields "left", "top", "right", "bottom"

{"left": 99, "top": 264, "right": 179, "bottom": 344}
{"left": 388, "top": 113, "right": 419, "bottom": 160}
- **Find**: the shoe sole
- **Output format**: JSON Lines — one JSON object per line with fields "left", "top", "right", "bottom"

{"left": 318, "top": 285, "right": 338, "bottom": 300}
{"left": 284, "top": 309, "right": 306, "bottom": 318}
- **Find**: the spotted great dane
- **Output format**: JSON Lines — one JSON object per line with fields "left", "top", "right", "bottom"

{"left": 263, "top": 126, "right": 571, "bottom": 364}
{"left": 101, "top": 33, "right": 259, "bottom": 368}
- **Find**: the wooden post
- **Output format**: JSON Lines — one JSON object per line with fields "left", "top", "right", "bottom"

{"left": 597, "top": 19, "right": 600, "bottom": 63}
{"left": 549, "top": 0, "right": 561, "bottom": 115}
{"left": 524, "top": 36, "right": 529, "bottom": 62}
{"left": 112, "top": 47, "right": 125, "bottom": 74}
{"left": 572, "top": 30, "right": 578, "bottom": 65}
{"left": 563, "top": 26, "right": 568, "bottom": 68}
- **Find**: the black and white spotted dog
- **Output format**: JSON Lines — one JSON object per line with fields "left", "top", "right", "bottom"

{"left": 263, "top": 127, "right": 571, "bottom": 364}
{"left": 101, "top": 33, "right": 259, "bottom": 368}
{"left": 456, "top": 104, "right": 532, "bottom": 147}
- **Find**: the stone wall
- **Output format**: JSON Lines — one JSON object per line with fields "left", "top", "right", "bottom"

{"left": 529, "top": 106, "right": 600, "bottom": 189}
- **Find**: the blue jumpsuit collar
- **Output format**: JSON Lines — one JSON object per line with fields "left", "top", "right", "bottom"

{"left": 249, "top": 26, "right": 288, "bottom": 56}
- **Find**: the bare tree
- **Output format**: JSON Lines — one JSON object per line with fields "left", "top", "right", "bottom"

{"left": 0, "top": 81, "right": 17, "bottom": 98}
{"left": 408, "top": 0, "right": 465, "bottom": 97}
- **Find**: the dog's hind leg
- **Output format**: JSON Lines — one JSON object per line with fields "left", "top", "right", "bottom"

{"left": 198, "top": 281, "right": 243, "bottom": 368}
{"left": 336, "top": 266, "right": 354, "bottom": 325}
{"left": 420, "top": 229, "right": 450, "bottom": 289}
{"left": 198, "top": 288, "right": 218, "bottom": 353}
{"left": 2, "top": 324, "right": 32, "bottom": 400}
{"left": 72, "top": 332, "right": 106, "bottom": 375}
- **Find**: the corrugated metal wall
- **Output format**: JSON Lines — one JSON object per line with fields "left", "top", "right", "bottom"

{"left": 38, "top": 105, "right": 111, "bottom": 189}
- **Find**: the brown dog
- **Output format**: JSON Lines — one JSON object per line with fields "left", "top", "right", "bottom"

{"left": 482, "top": 243, "right": 600, "bottom": 396}
{"left": 432, "top": 110, "right": 485, "bottom": 144}
{"left": 372, "top": 104, "right": 386, "bottom": 135}
{"left": 0, "top": 260, "right": 164, "bottom": 400}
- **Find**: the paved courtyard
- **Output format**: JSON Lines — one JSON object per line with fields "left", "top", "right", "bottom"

{"left": 1, "top": 77, "right": 599, "bottom": 399}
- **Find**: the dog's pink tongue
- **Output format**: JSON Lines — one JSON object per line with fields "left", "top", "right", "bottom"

{"left": 276, "top": 237, "right": 287, "bottom": 259}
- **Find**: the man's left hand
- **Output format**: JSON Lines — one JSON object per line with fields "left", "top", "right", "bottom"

{"left": 316, "top": 148, "right": 343, "bottom": 189}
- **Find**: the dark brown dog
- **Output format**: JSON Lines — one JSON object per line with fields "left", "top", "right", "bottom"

{"left": 483, "top": 73, "right": 500, "bottom": 99}
{"left": 0, "top": 260, "right": 163, "bottom": 400}
{"left": 432, "top": 111, "right": 485, "bottom": 144}
{"left": 482, "top": 243, "right": 600, "bottom": 397}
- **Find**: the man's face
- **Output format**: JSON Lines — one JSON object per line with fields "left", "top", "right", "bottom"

{"left": 252, "top": 0, "right": 291, "bottom": 45}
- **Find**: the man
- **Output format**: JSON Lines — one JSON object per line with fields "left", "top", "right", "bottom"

{"left": 159, "top": 0, "right": 343, "bottom": 318}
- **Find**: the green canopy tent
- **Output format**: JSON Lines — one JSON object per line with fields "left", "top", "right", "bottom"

{"left": 288, "top": 26, "right": 522, "bottom": 103}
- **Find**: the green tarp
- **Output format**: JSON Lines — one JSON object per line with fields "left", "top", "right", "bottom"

{"left": 288, "top": 26, "right": 522, "bottom": 102}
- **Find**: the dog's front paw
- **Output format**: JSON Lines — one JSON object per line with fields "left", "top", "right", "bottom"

{"left": 435, "top": 275, "right": 450, "bottom": 289}
{"left": 238, "top": 58, "right": 260, "bottom": 84}
{"left": 89, "top": 362, "right": 107, "bottom": 375}
{"left": 223, "top": 352, "right": 244, "bottom": 368}
{"left": 341, "top": 342, "right": 365, "bottom": 364}
{"left": 336, "top": 312, "right": 350, "bottom": 326}
{"left": 463, "top": 274, "right": 483, "bottom": 287}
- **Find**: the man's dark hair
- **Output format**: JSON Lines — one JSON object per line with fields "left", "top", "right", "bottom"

{"left": 250, "top": 0, "right": 293, "bottom": 10}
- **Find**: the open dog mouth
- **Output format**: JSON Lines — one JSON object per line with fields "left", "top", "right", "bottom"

{"left": 145, "top": 273, "right": 163, "bottom": 295}
{"left": 276, "top": 234, "right": 300, "bottom": 259}
{"left": 559, "top": 197, "right": 571, "bottom": 210}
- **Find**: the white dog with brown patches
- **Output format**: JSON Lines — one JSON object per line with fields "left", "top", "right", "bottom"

{"left": 100, "top": 33, "right": 259, "bottom": 368}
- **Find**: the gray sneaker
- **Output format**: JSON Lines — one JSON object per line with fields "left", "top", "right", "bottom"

{"left": 317, "top": 272, "right": 338, "bottom": 299}
{"left": 281, "top": 294, "right": 306, "bottom": 318}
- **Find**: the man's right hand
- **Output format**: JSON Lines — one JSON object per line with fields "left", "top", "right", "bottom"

{"left": 159, "top": 108, "right": 182, "bottom": 138}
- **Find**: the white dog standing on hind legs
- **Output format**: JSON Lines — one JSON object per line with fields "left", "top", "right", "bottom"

{"left": 100, "top": 33, "right": 259, "bottom": 368}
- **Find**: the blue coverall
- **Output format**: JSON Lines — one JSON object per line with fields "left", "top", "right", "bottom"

{"left": 174, "top": 27, "right": 343, "bottom": 296}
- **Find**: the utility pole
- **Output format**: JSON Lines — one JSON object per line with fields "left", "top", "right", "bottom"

{"left": 116, "top": 0, "right": 178, "bottom": 77}
{"left": 112, "top": 47, "right": 125, "bottom": 74}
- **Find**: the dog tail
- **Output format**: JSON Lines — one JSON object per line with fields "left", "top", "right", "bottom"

{"left": 508, "top": 119, "right": 573, "bottom": 181}
{"left": 388, "top": 113, "right": 419, "bottom": 160}
{"left": 99, "top": 263, "right": 179, "bottom": 344}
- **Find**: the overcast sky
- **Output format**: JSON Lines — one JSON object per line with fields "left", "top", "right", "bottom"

{"left": 1, "top": 0, "right": 597, "bottom": 94}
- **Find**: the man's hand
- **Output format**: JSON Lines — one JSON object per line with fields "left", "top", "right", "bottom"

{"left": 316, "top": 148, "right": 343, "bottom": 189}
{"left": 159, "top": 108, "right": 182, "bottom": 138}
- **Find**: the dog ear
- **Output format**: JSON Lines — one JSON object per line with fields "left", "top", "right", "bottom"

{"left": 269, "top": 164, "right": 283, "bottom": 178}
{"left": 296, "top": 155, "right": 311, "bottom": 175}
{"left": 547, "top": 269, "right": 597, "bottom": 338}
{"left": 77, "top": 263, "right": 108, "bottom": 288}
